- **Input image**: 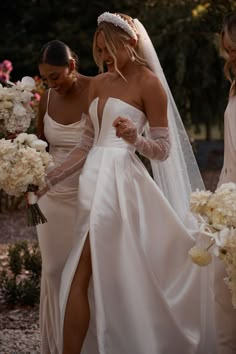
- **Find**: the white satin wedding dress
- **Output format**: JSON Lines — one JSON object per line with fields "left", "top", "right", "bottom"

{"left": 58, "top": 97, "right": 216, "bottom": 354}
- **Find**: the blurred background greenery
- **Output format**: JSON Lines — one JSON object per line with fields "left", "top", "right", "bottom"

{"left": 1, "top": 0, "right": 236, "bottom": 142}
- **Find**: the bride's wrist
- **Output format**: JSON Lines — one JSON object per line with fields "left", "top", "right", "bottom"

{"left": 133, "top": 134, "right": 143, "bottom": 148}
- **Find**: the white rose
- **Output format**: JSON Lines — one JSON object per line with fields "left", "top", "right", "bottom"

{"left": 189, "top": 246, "right": 212, "bottom": 266}
{"left": 30, "top": 139, "right": 48, "bottom": 152}
{"left": 16, "top": 76, "right": 35, "bottom": 91}
{"left": 2, "top": 101, "right": 13, "bottom": 109}
{"left": 13, "top": 103, "right": 26, "bottom": 116}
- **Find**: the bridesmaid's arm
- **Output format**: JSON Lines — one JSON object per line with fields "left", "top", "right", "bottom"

{"left": 39, "top": 114, "right": 95, "bottom": 197}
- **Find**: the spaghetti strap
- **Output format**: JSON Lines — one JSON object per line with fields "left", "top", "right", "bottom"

{"left": 46, "top": 88, "right": 51, "bottom": 113}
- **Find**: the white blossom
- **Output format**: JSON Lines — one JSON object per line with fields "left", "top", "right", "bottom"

{"left": 0, "top": 76, "right": 36, "bottom": 134}
{"left": 189, "top": 246, "right": 212, "bottom": 266}
{"left": 30, "top": 139, "right": 48, "bottom": 152}
{"left": 190, "top": 189, "right": 212, "bottom": 214}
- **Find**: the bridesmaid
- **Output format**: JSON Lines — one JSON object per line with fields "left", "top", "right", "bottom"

{"left": 215, "top": 12, "right": 236, "bottom": 354}
{"left": 36, "top": 40, "right": 92, "bottom": 354}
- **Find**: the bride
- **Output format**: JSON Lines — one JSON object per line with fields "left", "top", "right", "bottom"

{"left": 42, "top": 12, "right": 216, "bottom": 354}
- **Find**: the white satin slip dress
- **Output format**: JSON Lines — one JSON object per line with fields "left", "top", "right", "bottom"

{"left": 37, "top": 90, "right": 84, "bottom": 354}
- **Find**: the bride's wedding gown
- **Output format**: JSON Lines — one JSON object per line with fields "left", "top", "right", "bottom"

{"left": 58, "top": 97, "right": 216, "bottom": 354}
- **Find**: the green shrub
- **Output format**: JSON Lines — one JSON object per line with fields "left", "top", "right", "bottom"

{"left": 0, "top": 240, "right": 41, "bottom": 307}
{"left": 0, "top": 190, "right": 24, "bottom": 213}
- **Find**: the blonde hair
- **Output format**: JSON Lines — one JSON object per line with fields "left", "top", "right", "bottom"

{"left": 93, "top": 13, "right": 146, "bottom": 79}
{"left": 220, "top": 13, "right": 236, "bottom": 95}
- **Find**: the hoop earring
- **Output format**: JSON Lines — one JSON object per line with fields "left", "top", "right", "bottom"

{"left": 70, "top": 70, "right": 77, "bottom": 83}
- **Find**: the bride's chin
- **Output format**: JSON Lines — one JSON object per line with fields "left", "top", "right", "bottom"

{"left": 106, "top": 64, "right": 115, "bottom": 72}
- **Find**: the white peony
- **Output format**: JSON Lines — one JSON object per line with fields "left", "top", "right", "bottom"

{"left": 0, "top": 76, "right": 37, "bottom": 134}
{"left": 15, "top": 133, "right": 38, "bottom": 146}
{"left": 30, "top": 139, "right": 48, "bottom": 152}
{"left": 12, "top": 103, "right": 26, "bottom": 116}
{"left": 16, "top": 76, "right": 36, "bottom": 91}
{"left": 190, "top": 189, "right": 212, "bottom": 214}
{"left": 2, "top": 101, "right": 13, "bottom": 109}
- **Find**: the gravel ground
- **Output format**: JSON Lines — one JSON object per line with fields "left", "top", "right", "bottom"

{"left": 0, "top": 210, "right": 39, "bottom": 353}
{"left": 0, "top": 169, "right": 221, "bottom": 353}
{"left": 0, "top": 308, "right": 40, "bottom": 353}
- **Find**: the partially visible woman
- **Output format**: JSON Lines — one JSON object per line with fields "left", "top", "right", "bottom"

{"left": 36, "top": 39, "right": 92, "bottom": 354}
{"left": 215, "top": 12, "right": 236, "bottom": 354}
{"left": 218, "top": 13, "right": 236, "bottom": 185}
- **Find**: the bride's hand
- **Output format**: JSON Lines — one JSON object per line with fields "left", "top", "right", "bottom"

{"left": 113, "top": 117, "right": 138, "bottom": 144}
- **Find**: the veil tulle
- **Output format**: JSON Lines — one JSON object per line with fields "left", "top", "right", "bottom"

{"left": 134, "top": 19, "right": 205, "bottom": 220}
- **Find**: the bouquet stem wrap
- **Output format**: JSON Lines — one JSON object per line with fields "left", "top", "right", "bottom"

{"left": 26, "top": 184, "right": 47, "bottom": 226}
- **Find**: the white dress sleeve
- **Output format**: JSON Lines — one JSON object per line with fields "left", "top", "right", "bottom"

{"left": 134, "top": 127, "right": 170, "bottom": 161}
{"left": 46, "top": 114, "right": 94, "bottom": 188}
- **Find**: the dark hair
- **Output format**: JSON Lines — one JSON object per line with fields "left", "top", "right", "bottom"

{"left": 38, "top": 40, "right": 79, "bottom": 69}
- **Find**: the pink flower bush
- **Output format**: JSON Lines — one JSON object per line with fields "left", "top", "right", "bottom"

{"left": 0, "top": 60, "right": 13, "bottom": 83}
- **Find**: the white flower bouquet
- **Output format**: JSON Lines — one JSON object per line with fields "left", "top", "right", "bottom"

{"left": 0, "top": 76, "right": 36, "bottom": 136}
{"left": 189, "top": 182, "right": 236, "bottom": 307}
{"left": 0, "top": 133, "right": 54, "bottom": 226}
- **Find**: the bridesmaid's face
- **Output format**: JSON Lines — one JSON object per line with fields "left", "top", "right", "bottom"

{"left": 39, "top": 63, "right": 72, "bottom": 95}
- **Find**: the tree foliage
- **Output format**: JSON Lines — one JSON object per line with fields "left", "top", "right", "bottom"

{"left": 1, "top": 0, "right": 236, "bottom": 138}
{"left": 140, "top": 0, "right": 236, "bottom": 138}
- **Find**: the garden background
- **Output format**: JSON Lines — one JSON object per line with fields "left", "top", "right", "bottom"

{"left": 0, "top": 0, "right": 235, "bottom": 352}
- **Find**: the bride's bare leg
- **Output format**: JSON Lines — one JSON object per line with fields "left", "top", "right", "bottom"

{"left": 63, "top": 236, "right": 92, "bottom": 354}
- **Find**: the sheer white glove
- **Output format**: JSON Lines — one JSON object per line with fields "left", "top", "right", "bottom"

{"left": 113, "top": 117, "right": 170, "bottom": 161}
{"left": 134, "top": 127, "right": 170, "bottom": 161}
{"left": 41, "top": 114, "right": 94, "bottom": 196}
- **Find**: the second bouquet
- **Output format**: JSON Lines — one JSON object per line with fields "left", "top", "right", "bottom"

{"left": 188, "top": 182, "right": 236, "bottom": 308}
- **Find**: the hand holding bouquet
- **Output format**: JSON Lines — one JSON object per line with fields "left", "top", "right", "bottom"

{"left": 0, "top": 133, "right": 54, "bottom": 226}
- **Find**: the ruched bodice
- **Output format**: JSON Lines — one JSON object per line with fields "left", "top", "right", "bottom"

{"left": 89, "top": 97, "right": 146, "bottom": 150}
{"left": 44, "top": 113, "right": 83, "bottom": 192}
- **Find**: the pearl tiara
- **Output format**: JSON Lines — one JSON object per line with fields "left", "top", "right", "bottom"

{"left": 97, "top": 12, "right": 138, "bottom": 40}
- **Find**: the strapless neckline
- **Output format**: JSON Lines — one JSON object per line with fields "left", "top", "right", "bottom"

{"left": 90, "top": 97, "right": 145, "bottom": 118}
